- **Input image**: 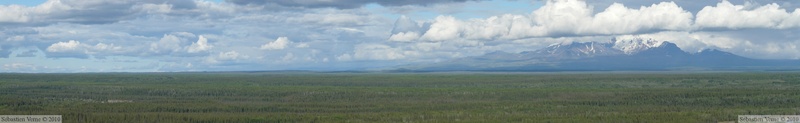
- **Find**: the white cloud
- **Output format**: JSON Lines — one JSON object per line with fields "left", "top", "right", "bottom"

{"left": 528, "top": 0, "right": 593, "bottom": 36}
{"left": 207, "top": 51, "right": 250, "bottom": 64}
{"left": 388, "top": 32, "right": 420, "bottom": 42}
{"left": 462, "top": 15, "right": 517, "bottom": 40}
{"left": 4, "top": 0, "right": 800, "bottom": 72}
{"left": 44, "top": 39, "right": 126, "bottom": 58}
{"left": 0, "top": 5, "right": 29, "bottom": 23}
{"left": 91, "top": 43, "right": 122, "bottom": 52}
{"left": 149, "top": 34, "right": 184, "bottom": 53}
{"left": 409, "top": 0, "right": 694, "bottom": 41}
{"left": 419, "top": 16, "right": 462, "bottom": 41}
{"left": 187, "top": 35, "right": 213, "bottom": 53}
{"left": 260, "top": 37, "right": 292, "bottom": 50}
{"left": 695, "top": 1, "right": 800, "bottom": 29}
{"left": 46, "top": 40, "right": 82, "bottom": 52}
{"left": 531, "top": 0, "right": 693, "bottom": 35}
{"left": 585, "top": 2, "right": 693, "bottom": 34}
{"left": 387, "top": 15, "right": 426, "bottom": 42}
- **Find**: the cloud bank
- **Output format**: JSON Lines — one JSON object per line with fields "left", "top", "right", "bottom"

{"left": 0, "top": 0, "right": 799, "bottom": 72}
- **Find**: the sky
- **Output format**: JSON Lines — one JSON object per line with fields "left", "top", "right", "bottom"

{"left": 1, "top": 0, "right": 800, "bottom": 72}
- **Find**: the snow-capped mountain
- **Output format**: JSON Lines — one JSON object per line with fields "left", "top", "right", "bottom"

{"left": 522, "top": 42, "right": 621, "bottom": 58}
{"left": 613, "top": 38, "right": 664, "bottom": 54}
{"left": 519, "top": 38, "right": 669, "bottom": 58}
{"left": 398, "top": 39, "right": 800, "bottom": 71}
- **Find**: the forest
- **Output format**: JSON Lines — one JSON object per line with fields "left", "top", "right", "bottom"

{"left": 1, "top": 72, "right": 799, "bottom": 122}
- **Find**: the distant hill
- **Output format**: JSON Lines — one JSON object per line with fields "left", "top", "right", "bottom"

{"left": 398, "top": 38, "right": 800, "bottom": 71}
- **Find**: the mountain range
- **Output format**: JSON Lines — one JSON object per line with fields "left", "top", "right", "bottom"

{"left": 398, "top": 38, "right": 800, "bottom": 71}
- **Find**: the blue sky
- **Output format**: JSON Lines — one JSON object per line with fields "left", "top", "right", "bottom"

{"left": 0, "top": 0, "right": 46, "bottom": 6}
{"left": 1, "top": 0, "right": 800, "bottom": 72}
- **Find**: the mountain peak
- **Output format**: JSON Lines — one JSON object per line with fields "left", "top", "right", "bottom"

{"left": 697, "top": 48, "right": 736, "bottom": 56}
{"left": 533, "top": 42, "right": 620, "bottom": 58}
{"left": 403, "top": 38, "right": 799, "bottom": 71}
{"left": 632, "top": 41, "right": 688, "bottom": 57}
{"left": 613, "top": 38, "right": 663, "bottom": 55}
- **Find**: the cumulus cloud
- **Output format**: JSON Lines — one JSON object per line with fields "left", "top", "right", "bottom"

{"left": 695, "top": 0, "right": 800, "bottom": 29}
{"left": 584, "top": 2, "right": 693, "bottom": 34}
{"left": 187, "top": 35, "right": 213, "bottom": 53}
{"left": 389, "top": 0, "right": 800, "bottom": 43}
{"left": 528, "top": 0, "right": 692, "bottom": 35}
{"left": 419, "top": 16, "right": 463, "bottom": 41}
{"left": 147, "top": 33, "right": 217, "bottom": 55}
{"left": 89, "top": 43, "right": 122, "bottom": 53}
{"left": 5, "top": 0, "right": 800, "bottom": 72}
{"left": 397, "top": 0, "right": 694, "bottom": 42}
{"left": 1, "top": 0, "right": 391, "bottom": 71}
{"left": 46, "top": 40, "right": 82, "bottom": 52}
{"left": 388, "top": 15, "right": 424, "bottom": 42}
{"left": 0, "top": 5, "right": 30, "bottom": 23}
{"left": 44, "top": 40, "right": 125, "bottom": 58}
{"left": 149, "top": 34, "right": 184, "bottom": 53}
{"left": 388, "top": 32, "right": 421, "bottom": 42}
{"left": 260, "top": 37, "right": 292, "bottom": 50}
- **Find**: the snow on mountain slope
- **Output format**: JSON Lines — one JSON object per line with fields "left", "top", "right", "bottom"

{"left": 524, "top": 42, "right": 621, "bottom": 58}
{"left": 612, "top": 37, "right": 664, "bottom": 55}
